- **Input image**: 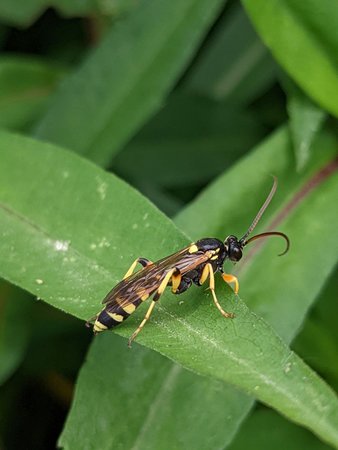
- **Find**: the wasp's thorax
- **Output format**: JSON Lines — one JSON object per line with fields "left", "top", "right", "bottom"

{"left": 224, "top": 235, "right": 243, "bottom": 262}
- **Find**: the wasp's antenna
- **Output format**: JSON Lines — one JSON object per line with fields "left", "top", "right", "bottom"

{"left": 243, "top": 231, "right": 290, "bottom": 256}
{"left": 240, "top": 176, "right": 277, "bottom": 243}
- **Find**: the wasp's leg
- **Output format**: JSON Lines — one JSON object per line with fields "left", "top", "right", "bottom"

{"left": 128, "top": 300, "right": 156, "bottom": 347}
{"left": 173, "top": 276, "right": 192, "bottom": 295}
{"left": 123, "top": 257, "right": 153, "bottom": 279}
{"left": 171, "top": 270, "right": 183, "bottom": 294}
{"left": 128, "top": 268, "right": 177, "bottom": 347}
{"left": 203, "top": 264, "right": 234, "bottom": 319}
{"left": 220, "top": 271, "right": 239, "bottom": 294}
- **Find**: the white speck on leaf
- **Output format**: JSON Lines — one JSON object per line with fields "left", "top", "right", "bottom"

{"left": 284, "top": 362, "right": 292, "bottom": 374}
{"left": 54, "top": 240, "right": 70, "bottom": 252}
{"left": 143, "top": 213, "right": 149, "bottom": 221}
{"left": 98, "top": 237, "right": 110, "bottom": 248}
{"left": 62, "top": 171, "right": 69, "bottom": 179}
{"left": 35, "top": 279, "right": 44, "bottom": 285}
{"left": 97, "top": 178, "right": 108, "bottom": 200}
{"left": 90, "top": 238, "right": 110, "bottom": 250}
{"left": 132, "top": 223, "right": 138, "bottom": 230}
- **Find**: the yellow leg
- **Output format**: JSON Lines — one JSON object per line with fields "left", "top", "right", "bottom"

{"left": 153, "top": 268, "right": 177, "bottom": 300}
{"left": 128, "top": 300, "right": 156, "bottom": 347}
{"left": 207, "top": 264, "right": 234, "bottom": 319}
{"left": 221, "top": 273, "right": 239, "bottom": 294}
{"left": 199, "top": 264, "right": 210, "bottom": 285}
{"left": 123, "top": 257, "right": 153, "bottom": 279}
{"left": 128, "top": 268, "right": 177, "bottom": 347}
{"left": 171, "top": 272, "right": 182, "bottom": 293}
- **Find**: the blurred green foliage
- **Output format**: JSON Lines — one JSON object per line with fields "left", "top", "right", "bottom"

{"left": 0, "top": 1, "right": 337, "bottom": 449}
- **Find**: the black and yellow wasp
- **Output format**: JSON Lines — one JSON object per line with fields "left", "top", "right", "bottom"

{"left": 88, "top": 178, "right": 289, "bottom": 346}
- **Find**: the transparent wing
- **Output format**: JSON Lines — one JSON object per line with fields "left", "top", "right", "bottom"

{"left": 102, "top": 245, "right": 212, "bottom": 310}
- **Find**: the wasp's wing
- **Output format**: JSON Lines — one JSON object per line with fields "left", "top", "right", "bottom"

{"left": 102, "top": 246, "right": 212, "bottom": 310}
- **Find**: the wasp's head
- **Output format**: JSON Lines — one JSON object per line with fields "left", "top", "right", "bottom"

{"left": 223, "top": 178, "right": 290, "bottom": 264}
{"left": 224, "top": 235, "right": 243, "bottom": 262}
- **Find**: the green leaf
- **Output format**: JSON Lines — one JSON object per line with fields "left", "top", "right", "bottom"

{"left": 0, "top": 56, "right": 64, "bottom": 131}
{"left": 184, "top": 3, "right": 277, "bottom": 105}
{"left": 34, "top": 0, "right": 226, "bottom": 166}
{"left": 0, "top": 281, "right": 31, "bottom": 385}
{"left": 0, "top": 130, "right": 338, "bottom": 447}
{"left": 228, "top": 408, "right": 332, "bottom": 450}
{"left": 280, "top": 76, "right": 327, "bottom": 171}
{"left": 242, "top": 0, "right": 338, "bottom": 117}
{"left": 59, "top": 334, "right": 252, "bottom": 450}
{"left": 113, "top": 94, "right": 265, "bottom": 187}
{"left": 293, "top": 269, "right": 338, "bottom": 391}
{"left": 287, "top": 95, "right": 326, "bottom": 172}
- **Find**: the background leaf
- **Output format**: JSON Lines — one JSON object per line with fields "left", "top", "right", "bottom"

{"left": 59, "top": 334, "right": 252, "bottom": 450}
{"left": 1, "top": 131, "right": 338, "bottom": 447}
{"left": 34, "top": 0, "right": 226, "bottom": 166}
{"left": 227, "top": 408, "right": 332, "bottom": 450}
{"left": 279, "top": 74, "right": 326, "bottom": 171}
{"left": 293, "top": 269, "right": 338, "bottom": 392}
{"left": 112, "top": 93, "right": 265, "bottom": 188}
{"left": 242, "top": 0, "right": 338, "bottom": 117}
{"left": 0, "top": 282, "right": 31, "bottom": 385}
{"left": 0, "top": 56, "right": 63, "bottom": 131}
{"left": 184, "top": 2, "right": 277, "bottom": 105}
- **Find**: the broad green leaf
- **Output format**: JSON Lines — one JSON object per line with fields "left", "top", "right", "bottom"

{"left": 59, "top": 334, "right": 252, "bottom": 450}
{"left": 184, "top": 3, "right": 277, "bottom": 105}
{"left": 0, "top": 56, "right": 64, "bottom": 131}
{"left": 113, "top": 94, "right": 265, "bottom": 187}
{"left": 0, "top": 281, "right": 31, "bottom": 385}
{"left": 242, "top": 0, "right": 338, "bottom": 117}
{"left": 0, "top": 131, "right": 338, "bottom": 447}
{"left": 280, "top": 76, "right": 327, "bottom": 171}
{"left": 287, "top": 95, "right": 326, "bottom": 171}
{"left": 228, "top": 409, "right": 332, "bottom": 450}
{"left": 34, "top": 0, "right": 226, "bottom": 166}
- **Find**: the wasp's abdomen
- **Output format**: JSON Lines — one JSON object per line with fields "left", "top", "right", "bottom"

{"left": 93, "top": 298, "right": 143, "bottom": 333}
